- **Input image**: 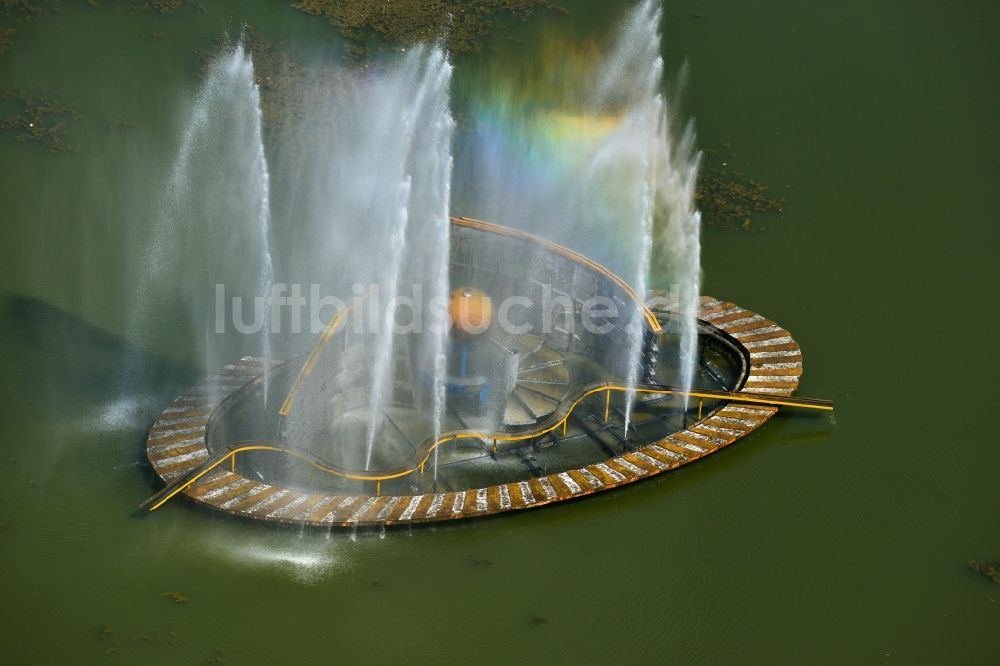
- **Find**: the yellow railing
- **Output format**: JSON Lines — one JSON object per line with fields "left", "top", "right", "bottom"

{"left": 143, "top": 383, "right": 832, "bottom": 512}
{"left": 143, "top": 442, "right": 308, "bottom": 512}
{"left": 453, "top": 217, "right": 662, "bottom": 333}
{"left": 278, "top": 285, "right": 374, "bottom": 418}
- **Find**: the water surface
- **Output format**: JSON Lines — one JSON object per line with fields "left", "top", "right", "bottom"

{"left": 0, "top": 1, "right": 998, "bottom": 663}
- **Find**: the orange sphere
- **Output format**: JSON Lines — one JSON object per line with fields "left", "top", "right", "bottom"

{"left": 448, "top": 287, "right": 493, "bottom": 335}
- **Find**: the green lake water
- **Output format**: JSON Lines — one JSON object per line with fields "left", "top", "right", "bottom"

{"left": 1, "top": 1, "right": 998, "bottom": 663}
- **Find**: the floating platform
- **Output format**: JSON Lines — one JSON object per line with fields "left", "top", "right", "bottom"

{"left": 143, "top": 295, "right": 808, "bottom": 527}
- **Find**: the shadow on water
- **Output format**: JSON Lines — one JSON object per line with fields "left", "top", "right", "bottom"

{"left": 0, "top": 294, "right": 197, "bottom": 432}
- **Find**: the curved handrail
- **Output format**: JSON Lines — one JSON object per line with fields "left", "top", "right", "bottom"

{"left": 452, "top": 217, "right": 662, "bottom": 332}
{"left": 143, "top": 440, "right": 348, "bottom": 512}
{"left": 144, "top": 382, "right": 832, "bottom": 512}
{"left": 294, "top": 381, "right": 832, "bottom": 483}
{"left": 277, "top": 286, "right": 373, "bottom": 417}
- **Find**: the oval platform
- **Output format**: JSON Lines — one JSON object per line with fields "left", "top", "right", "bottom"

{"left": 143, "top": 295, "right": 804, "bottom": 527}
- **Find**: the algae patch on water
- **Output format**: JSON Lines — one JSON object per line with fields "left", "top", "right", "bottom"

{"left": 142, "top": 0, "right": 203, "bottom": 14}
{"left": 291, "top": 0, "right": 566, "bottom": 56}
{"left": 968, "top": 560, "right": 1000, "bottom": 584}
{"left": 697, "top": 143, "right": 787, "bottom": 231}
{"left": 0, "top": 90, "right": 79, "bottom": 152}
{"left": 108, "top": 118, "right": 135, "bottom": 131}
{"left": 0, "top": 0, "right": 42, "bottom": 20}
{"left": 0, "top": 27, "right": 15, "bottom": 54}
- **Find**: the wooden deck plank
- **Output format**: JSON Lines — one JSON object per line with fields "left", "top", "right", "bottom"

{"left": 266, "top": 492, "right": 315, "bottom": 520}
{"left": 645, "top": 443, "right": 687, "bottom": 463}
{"left": 391, "top": 495, "right": 426, "bottom": 522}
{"left": 566, "top": 469, "right": 599, "bottom": 492}
{"left": 148, "top": 442, "right": 207, "bottom": 463}
{"left": 244, "top": 488, "right": 297, "bottom": 516}
{"left": 588, "top": 462, "right": 626, "bottom": 486}
{"left": 485, "top": 485, "right": 502, "bottom": 513}
{"left": 573, "top": 467, "right": 605, "bottom": 491}
{"left": 200, "top": 478, "right": 256, "bottom": 505}
{"left": 153, "top": 451, "right": 210, "bottom": 478}
{"left": 670, "top": 431, "right": 715, "bottom": 450}
{"left": 287, "top": 494, "right": 333, "bottom": 521}
{"left": 306, "top": 496, "right": 343, "bottom": 523}
{"left": 220, "top": 483, "right": 277, "bottom": 511}
{"left": 689, "top": 424, "right": 741, "bottom": 442}
{"left": 653, "top": 439, "right": 695, "bottom": 459}
{"left": 187, "top": 471, "right": 240, "bottom": 498}
{"left": 607, "top": 456, "right": 650, "bottom": 479}
{"left": 713, "top": 312, "right": 763, "bottom": 328}
{"left": 640, "top": 445, "right": 682, "bottom": 468}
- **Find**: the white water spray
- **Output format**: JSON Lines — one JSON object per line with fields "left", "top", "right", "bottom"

{"left": 364, "top": 175, "right": 413, "bottom": 471}
{"left": 245, "top": 55, "right": 276, "bottom": 407}
{"left": 128, "top": 43, "right": 274, "bottom": 403}
{"left": 457, "top": 0, "right": 701, "bottom": 430}
{"left": 423, "top": 60, "right": 455, "bottom": 482}
{"left": 654, "top": 111, "right": 702, "bottom": 408}
{"left": 362, "top": 47, "right": 454, "bottom": 471}
{"left": 598, "top": 0, "right": 702, "bottom": 424}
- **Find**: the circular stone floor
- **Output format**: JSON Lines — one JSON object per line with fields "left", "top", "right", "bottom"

{"left": 144, "top": 296, "right": 802, "bottom": 527}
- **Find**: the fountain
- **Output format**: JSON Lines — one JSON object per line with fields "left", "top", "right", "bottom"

{"left": 138, "top": 2, "right": 832, "bottom": 527}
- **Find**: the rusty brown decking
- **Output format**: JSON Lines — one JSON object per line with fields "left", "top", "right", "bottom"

{"left": 145, "top": 296, "right": 802, "bottom": 527}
